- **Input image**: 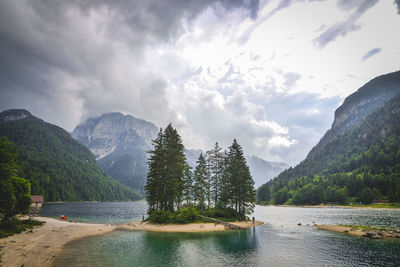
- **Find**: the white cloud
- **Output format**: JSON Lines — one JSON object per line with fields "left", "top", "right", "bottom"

{"left": 1, "top": 0, "right": 399, "bottom": 166}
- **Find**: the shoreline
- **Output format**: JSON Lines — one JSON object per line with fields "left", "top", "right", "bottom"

{"left": 0, "top": 217, "right": 262, "bottom": 267}
{"left": 315, "top": 224, "right": 400, "bottom": 239}
{"left": 118, "top": 220, "right": 263, "bottom": 232}
{"left": 257, "top": 204, "right": 400, "bottom": 210}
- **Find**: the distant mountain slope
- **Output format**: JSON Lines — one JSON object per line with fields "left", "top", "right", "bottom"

{"left": 0, "top": 109, "right": 141, "bottom": 201}
{"left": 308, "top": 71, "right": 400, "bottom": 158}
{"left": 258, "top": 71, "right": 400, "bottom": 204}
{"left": 247, "top": 156, "right": 289, "bottom": 187}
{"left": 184, "top": 149, "right": 203, "bottom": 168}
{"left": 184, "top": 148, "right": 288, "bottom": 187}
{"left": 72, "top": 112, "right": 158, "bottom": 194}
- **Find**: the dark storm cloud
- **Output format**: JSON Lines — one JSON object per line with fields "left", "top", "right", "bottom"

{"left": 313, "top": 0, "right": 379, "bottom": 48}
{"left": 395, "top": 0, "right": 400, "bottom": 14}
{"left": 0, "top": 0, "right": 259, "bottom": 130}
{"left": 361, "top": 47, "right": 382, "bottom": 61}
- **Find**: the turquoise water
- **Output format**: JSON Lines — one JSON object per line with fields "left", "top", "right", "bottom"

{"left": 48, "top": 204, "right": 400, "bottom": 266}
{"left": 41, "top": 201, "right": 147, "bottom": 224}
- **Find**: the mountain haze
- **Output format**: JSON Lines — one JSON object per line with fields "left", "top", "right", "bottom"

{"left": 184, "top": 148, "right": 288, "bottom": 187}
{"left": 247, "top": 156, "right": 289, "bottom": 187}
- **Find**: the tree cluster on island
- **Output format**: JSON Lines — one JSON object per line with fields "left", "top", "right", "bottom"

{"left": 145, "top": 124, "right": 255, "bottom": 224}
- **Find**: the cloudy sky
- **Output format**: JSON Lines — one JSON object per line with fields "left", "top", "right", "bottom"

{"left": 1, "top": 0, "right": 399, "bottom": 166}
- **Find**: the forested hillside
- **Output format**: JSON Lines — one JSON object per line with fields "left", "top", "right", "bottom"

{"left": 258, "top": 93, "right": 400, "bottom": 205}
{"left": 0, "top": 109, "right": 141, "bottom": 201}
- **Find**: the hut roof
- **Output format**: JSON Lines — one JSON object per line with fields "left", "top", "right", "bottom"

{"left": 31, "top": 195, "right": 44, "bottom": 203}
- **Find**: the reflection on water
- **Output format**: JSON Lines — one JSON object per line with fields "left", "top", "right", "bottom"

{"left": 54, "top": 229, "right": 259, "bottom": 267}
{"left": 52, "top": 204, "right": 400, "bottom": 267}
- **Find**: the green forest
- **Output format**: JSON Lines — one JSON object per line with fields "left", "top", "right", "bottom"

{"left": 0, "top": 112, "right": 141, "bottom": 202}
{"left": 257, "top": 95, "right": 400, "bottom": 205}
{"left": 0, "top": 137, "right": 44, "bottom": 237}
{"left": 145, "top": 124, "right": 255, "bottom": 223}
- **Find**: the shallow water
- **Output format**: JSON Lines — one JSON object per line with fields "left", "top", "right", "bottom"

{"left": 50, "top": 204, "right": 400, "bottom": 266}
{"left": 41, "top": 201, "right": 147, "bottom": 224}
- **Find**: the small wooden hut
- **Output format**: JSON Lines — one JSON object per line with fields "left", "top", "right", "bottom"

{"left": 30, "top": 195, "right": 44, "bottom": 216}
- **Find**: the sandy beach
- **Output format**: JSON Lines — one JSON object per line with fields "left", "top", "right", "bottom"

{"left": 120, "top": 220, "right": 263, "bottom": 232}
{"left": 0, "top": 217, "right": 116, "bottom": 267}
{"left": 0, "top": 217, "right": 262, "bottom": 267}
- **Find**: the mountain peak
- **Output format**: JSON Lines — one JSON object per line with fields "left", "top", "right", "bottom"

{"left": 0, "top": 109, "right": 33, "bottom": 122}
{"left": 308, "top": 71, "right": 400, "bottom": 158}
{"left": 72, "top": 112, "right": 159, "bottom": 194}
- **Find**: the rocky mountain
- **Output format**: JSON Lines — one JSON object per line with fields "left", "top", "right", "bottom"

{"left": 246, "top": 156, "right": 289, "bottom": 187}
{"left": 72, "top": 112, "right": 158, "bottom": 195}
{"left": 0, "top": 109, "right": 140, "bottom": 201}
{"left": 308, "top": 71, "right": 400, "bottom": 158}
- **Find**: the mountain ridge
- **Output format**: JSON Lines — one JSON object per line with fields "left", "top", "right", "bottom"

{"left": 257, "top": 71, "right": 400, "bottom": 204}
{"left": 0, "top": 109, "right": 141, "bottom": 201}
{"left": 308, "top": 71, "right": 400, "bottom": 158}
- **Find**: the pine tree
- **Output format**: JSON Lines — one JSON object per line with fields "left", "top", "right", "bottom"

{"left": 207, "top": 142, "right": 224, "bottom": 206}
{"left": 193, "top": 153, "right": 208, "bottom": 212}
{"left": 221, "top": 139, "right": 255, "bottom": 217}
{"left": 145, "top": 129, "right": 165, "bottom": 212}
{"left": 183, "top": 163, "right": 193, "bottom": 205}
{"left": 145, "top": 124, "right": 186, "bottom": 213}
{"left": 163, "top": 124, "right": 186, "bottom": 211}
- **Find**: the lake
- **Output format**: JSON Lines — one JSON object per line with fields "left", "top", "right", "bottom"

{"left": 43, "top": 203, "right": 400, "bottom": 266}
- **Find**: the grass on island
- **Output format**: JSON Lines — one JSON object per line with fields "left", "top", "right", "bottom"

{"left": 147, "top": 206, "right": 247, "bottom": 224}
{"left": 0, "top": 217, "right": 44, "bottom": 238}
{"left": 338, "top": 224, "right": 395, "bottom": 232}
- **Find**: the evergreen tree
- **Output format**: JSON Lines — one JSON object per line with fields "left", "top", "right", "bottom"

{"left": 193, "top": 153, "right": 208, "bottom": 212}
{"left": 183, "top": 163, "right": 193, "bottom": 205}
{"left": 0, "top": 137, "right": 31, "bottom": 222}
{"left": 221, "top": 139, "right": 255, "bottom": 217}
{"left": 145, "top": 129, "right": 165, "bottom": 212}
{"left": 207, "top": 142, "right": 224, "bottom": 206}
{"left": 163, "top": 124, "right": 186, "bottom": 211}
{"left": 145, "top": 124, "right": 186, "bottom": 213}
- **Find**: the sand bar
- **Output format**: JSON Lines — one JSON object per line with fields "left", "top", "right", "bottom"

{"left": 0, "top": 217, "right": 262, "bottom": 266}
{"left": 315, "top": 224, "right": 400, "bottom": 239}
{"left": 119, "top": 220, "right": 263, "bottom": 232}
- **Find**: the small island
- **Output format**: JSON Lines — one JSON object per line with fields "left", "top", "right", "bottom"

{"left": 144, "top": 125, "right": 258, "bottom": 227}
{"left": 315, "top": 224, "right": 400, "bottom": 239}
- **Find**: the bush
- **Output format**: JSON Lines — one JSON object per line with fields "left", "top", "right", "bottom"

{"left": 148, "top": 207, "right": 199, "bottom": 224}
{"left": 148, "top": 210, "right": 171, "bottom": 224}
{"left": 170, "top": 207, "right": 198, "bottom": 224}
{"left": 203, "top": 208, "right": 244, "bottom": 221}
{"left": 0, "top": 218, "right": 44, "bottom": 238}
